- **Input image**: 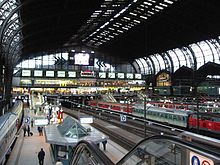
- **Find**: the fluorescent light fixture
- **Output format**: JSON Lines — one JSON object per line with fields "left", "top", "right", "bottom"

{"left": 113, "top": 24, "right": 119, "bottom": 27}
{"left": 122, "top": 27, "right": 129, "bottom": 30}
{"left": 123, "top": 16, "right": 131, "bottom": 20}
{"left": 144, "top": 2, "right": 152, "bottom": 6}
{"left": 155, "top": 5, "right": 164, "bottom": 10}
{"left": 134, "top": 19, "right": 140, "bottom": 23}
{"left": 117, "top": 30, "right": 123, "bottom": 33}
{"left": 159, "top": 3, "right": 168, "bottom": 7}
{"left": 109, "top": 27, "right": 115, "bottom": 30}
{"left": 164, "top": 0, "right": 173, "bottom": 4}
{"left": 109, "top": 35, "right": 114, "bottom": 38}
{"left": 140, "top": 15, "right": 148, "bottom": 19}
{"left": 129, "top": 12, "right": 137, "bottom": 16}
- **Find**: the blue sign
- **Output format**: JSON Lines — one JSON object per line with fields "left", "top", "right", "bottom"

{"left": 25, "top": 116, "right": 30, "bottom": 124}
{"left": 120, "top": 115, "right": 127, "bottom": 122}
{"left": 191, "top": 156, "right": 200, "bottom": 165}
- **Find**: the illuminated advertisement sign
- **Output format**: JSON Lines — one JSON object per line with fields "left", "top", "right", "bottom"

{"left": 80, "top": 70, "right": 95, "bottom": 77}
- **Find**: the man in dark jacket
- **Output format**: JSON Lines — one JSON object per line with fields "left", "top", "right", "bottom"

{"left": 38, "top": 148, "right": 45, "bottom": 165}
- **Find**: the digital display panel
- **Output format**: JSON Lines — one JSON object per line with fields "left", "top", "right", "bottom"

{"left": 75, "top": 53, "right": 90, "bottom": 65}
{"left": 57, "top": 71, "right": 65, "bottom": 77}
{"left": 34, "top": 70, "right": 43, "bottom": 77}
{"left": 68, "top": 52, "right": 94, "bottom": 66}
{"left": 126, "top": 73, "right": 133, "bottom": 79}
{"left": 135, "top": 73, "right": 142, "bottom": 79}
{"left": 99, "top": 72, "right": 106, "bottom": 78}
{"left": 117, "top": 73, "right": 124, "bottom": 79}
{"left": 108, "top": 73, "right": 115, "bottom": 78}
{"left": 68, "top": 71, "right": 76, "bottom": 78}
{"left": 22, "top": 70, "right": 31, "bottom": 77}
{"left": 46, "top": 71, "right": 54, "bottom": 77}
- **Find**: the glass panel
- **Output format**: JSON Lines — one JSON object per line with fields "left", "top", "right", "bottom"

{"left": 145, "top": 58, "right": 153, "bottom": 75}
{"left": 206, "top": 40, "right": 220, "bottom": 63}
{"left": 155, "top": 54, "right": 165, "bottom": 70}
{"left": 189, "top": 43, "right": 204, "bottom": 69}
{"left": 198, "top": 41, "right": 214, "bottom": 63}
{"left": 151, "top": 55, "right": 160, "bottom": 73}
{"left": 135, "top": 59, "right": 145, "bottom": 74}
{"left": 167, "top": 50, "right": 179, "bottom": 72}
{"left": 173, "top": 48, "right": 187, "bottom": 67}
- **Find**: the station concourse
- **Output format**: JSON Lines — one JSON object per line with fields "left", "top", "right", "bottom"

{"left": 1, "top": 0, "right": 220, "bottom": 165}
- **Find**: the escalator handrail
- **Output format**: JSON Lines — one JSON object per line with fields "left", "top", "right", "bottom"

{"left": 71, "top": 140, "right": 115, "bottom": 165}
{"left": 116, "top": 135, "right": 220, "bottom": 165}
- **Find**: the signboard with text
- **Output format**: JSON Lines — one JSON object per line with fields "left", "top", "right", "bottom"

{"left": 57, "top": 71, "right": 65, "bottom": 77}
{"left": 108, "top": 73, "right": 115, "bottom": 79}
{"left": 117, "top": 73, "right": 125, "bottom": 79}
{"left": 99, "top": 72, "right": 106, "bottom": 78}
{"left": 46, "top": 71, "right": 54, "bottom": 77}
{"left": 34, "top": 70, "right": 43, "bottom": 77}
{"left": 68, "top": 71, "right": 76, "bottom": 78}
{"left": 22, "top": 70, "right": 31, "bottom": 77}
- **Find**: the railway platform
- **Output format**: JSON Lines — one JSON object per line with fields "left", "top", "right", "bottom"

{"left": 6, "top": 108, "right": 128, "bottom": 165}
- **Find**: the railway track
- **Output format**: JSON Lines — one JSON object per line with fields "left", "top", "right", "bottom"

{"left": 63, "top": 107, "right": 138, "bottom": 151}
{"left": 77, "top": 106, "right": 182, "bottom": 137}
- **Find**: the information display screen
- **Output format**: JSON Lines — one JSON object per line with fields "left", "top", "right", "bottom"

{"left": 68, "top": 52, "right": 94, "bottom": 66}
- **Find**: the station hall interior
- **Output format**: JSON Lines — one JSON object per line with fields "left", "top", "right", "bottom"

{"left": 1, "top": 0, "right": 220, "bottom": 165}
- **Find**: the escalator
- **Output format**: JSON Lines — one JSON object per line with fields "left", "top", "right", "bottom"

{"left": 71, "top": 133, "right": 220, "bottom": 165}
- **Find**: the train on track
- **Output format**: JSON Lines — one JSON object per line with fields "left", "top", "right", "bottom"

{"left": 0, "top": 101, "right": 23, "bottom": 165}
{"left": 62, "top": 99, "right": 220, "bottom": 136}
{"left": 133, "top": 105, "right": 220, "bottom": 135}
{"left": 146, "top": 100, "right": 220, "bottom": 112}
{"left": 87, "top": 100, "right": 133, "bottom": 113}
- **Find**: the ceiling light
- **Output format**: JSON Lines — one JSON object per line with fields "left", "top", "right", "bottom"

{"left": 117, "top": 30, "right": 123, "bottom": 33}
{"left": 122, "top": 27, "right": 128, "bottom": 30}
{"left": 155, "top": 5, "right": 164, "bottom": 10}
{"left": 129, "top": 12, "right": 137, "bottom": 16}
{"left": 140, "top": 15, "right": 147, "bottom": 19}
{"left": 134, "top": 20, "right": 140, "bottom": 23}
{"left": 159, "top": 3, "right": 168, "bottom": 7}
{"left": 143, "top": 2, "right": 152, "bottom": 6}
{"left": 123, "top": 17, "right": 131, "bottom": 20}
{"left": 164, "top": 0, "right": 173, "bottom": 4}
{"left": 109, "top": 27, "right": 115, "bottom": 30}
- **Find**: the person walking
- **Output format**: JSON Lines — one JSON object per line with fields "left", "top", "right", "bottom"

{"left": 23, "top": 124, "right": 27, "bottom": 137}
{"left": 27, "top": 125, "right": 30, "bottom": 136}
{"left": 31, "top": 118, "right": 34, "bottom": 127}
{"left": 102, "top": 140, "right": 107, "bottom": 151}
{"left": 38, "top": 148, "right": 45, "bottom": 165}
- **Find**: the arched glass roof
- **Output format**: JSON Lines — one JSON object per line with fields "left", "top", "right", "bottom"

{"left": 133, "top": 37, "right": 220, "bottom": 74}
{"left": 15, "top": 53, "right": 115, "bottom": 72}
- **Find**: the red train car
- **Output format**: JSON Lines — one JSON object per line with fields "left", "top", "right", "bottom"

{"left": 188, "top": 112, "right": 220, "bottom": 134}
{"left": 87, "top": 100, "right": 133, "bottom": 113}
